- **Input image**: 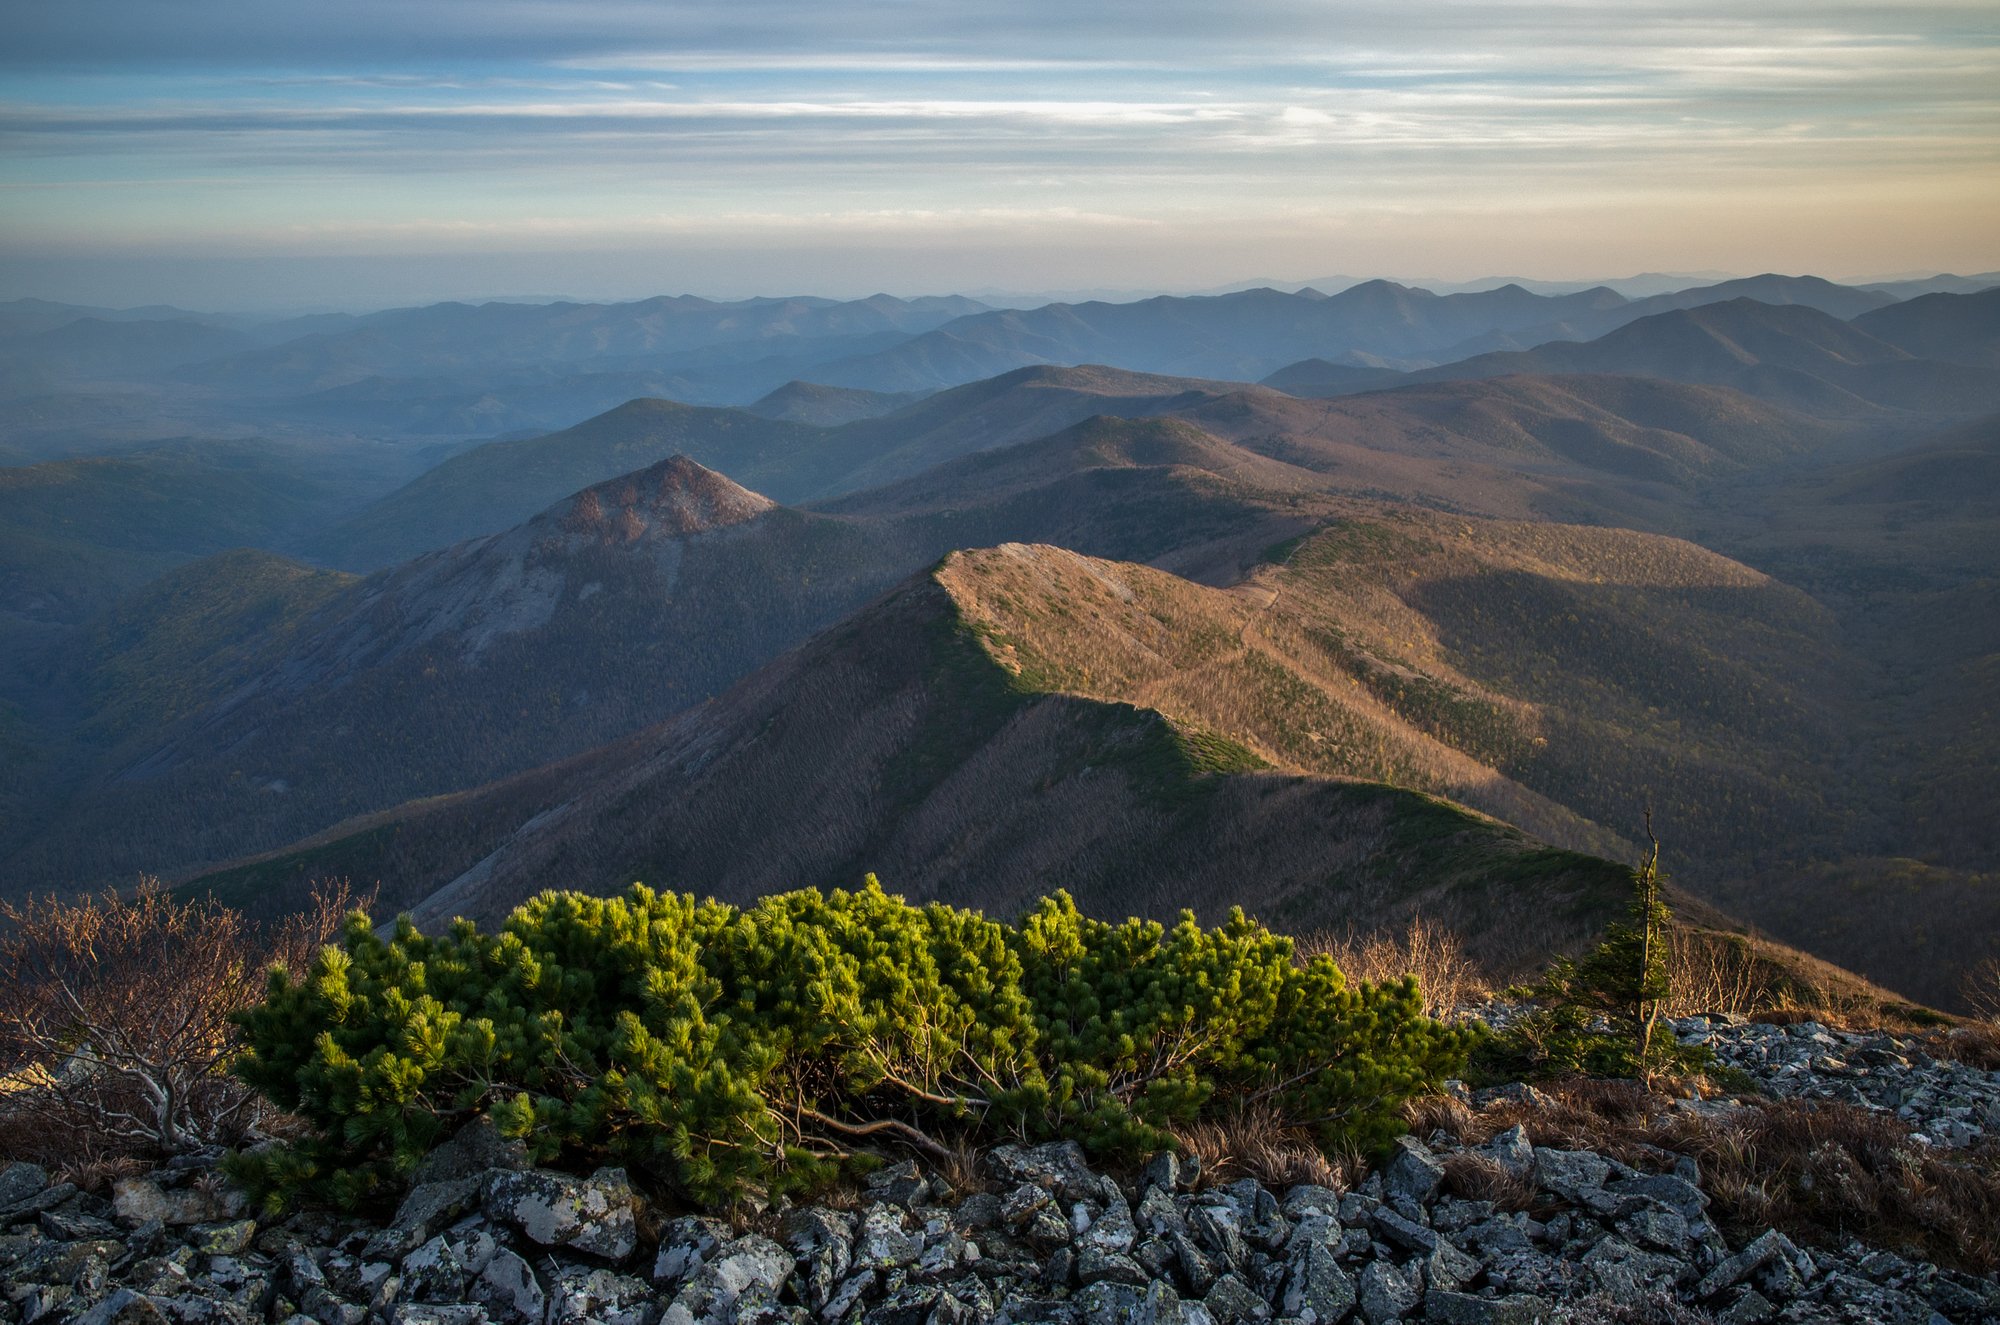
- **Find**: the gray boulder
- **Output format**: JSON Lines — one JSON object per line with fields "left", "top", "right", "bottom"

{"left": 1422, "top": 1292, "right": 1553, "bottom": 1324}
{"left": 1382, "top": 1139, "right": 1445, "bottom": 1207}
{"left": 988, "top": 1142, "right": 1106, "bottom": 1203}
{"left": 1355, "top": 1261, "right": 1418, "bottom": 1324}
{"left": 1281, "top": 1241, "right": 1356, "bottom": 1322}
{"left": 653, "top": 1215, "right": 731, "bottom": 1291}
{"left": 543, "top": 1262, "right": 655, "bottom": 1325}
{"left": 482, "top": 1167, "right": 639, "bottom": 1262}
{"left": 659, "top": 1234, "right": 792, "bottom": 1325}
{"left": 470, "top": 1247, "right": 543, "bottom": 1325}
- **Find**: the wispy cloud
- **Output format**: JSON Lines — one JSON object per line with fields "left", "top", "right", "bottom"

{"left": 1, "top": 0, "right": 1995, "bottom": 300}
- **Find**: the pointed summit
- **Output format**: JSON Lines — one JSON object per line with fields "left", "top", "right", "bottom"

{"left": 552, "top": 454, "right": 777, "bottom": 544}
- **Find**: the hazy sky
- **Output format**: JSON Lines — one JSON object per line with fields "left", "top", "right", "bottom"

{"left": 3, "top": 0, "right": 1997, "bottom": 307}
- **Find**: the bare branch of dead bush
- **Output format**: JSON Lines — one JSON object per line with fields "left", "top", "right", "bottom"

{"left": 1174, "top": 1102, "right": 1357, "bottom": 1193}
{"left": 0, "top": 878, "right": 358, "bottom": 1176}
{"left": 1960, "top": 957, "right": 2000, "bottom": 1024}
{"left": 1299, "top": 916, "right": 1489, "bottom": 1021}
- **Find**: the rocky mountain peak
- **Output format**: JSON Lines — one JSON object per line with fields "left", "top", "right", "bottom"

{"left": 554, "top": 454, "right": 776, "bottom": 545}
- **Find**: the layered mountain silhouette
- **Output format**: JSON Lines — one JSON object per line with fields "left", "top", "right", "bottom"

{"left": 1266, "top": 297, "right": 2000, "bottom": 419}
{"left": 179, "top": 293, "right": 989, "bottom": 396}
{"left": 1851, "top": 287, "right": 2000, "bottom": 369}
{"left": 314, "top": 360, "right": 1865, "bottom": 571}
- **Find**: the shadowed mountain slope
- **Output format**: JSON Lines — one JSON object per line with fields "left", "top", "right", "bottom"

{"left": 0, "top": 317, "right": 255, "bottom": 383}
{"left": 1851, "top": 288, "right": 2000, "bottom": 369}
{"left": 0, "top": 437, "right": 408, "bottom": 626}
{"left": 179, "top": 516, "right": 1873, "bottom": 974}
{"left": 0, "top": 549, "right": 356, "bottom": 854}
{"left": 1266, "top": 298, "right": 2000, "bottom": 423}
{"left": 5, "top": 424, "right": 1328, "bottom": 891}
{"left": 790, "top": 276, "right": 1902, "bottom": 394}
{"left": 744, "top": 380, "right": 930, "bottom": 425}
{"left": 187, "top": 546, "right": 1643, "bottom": 979}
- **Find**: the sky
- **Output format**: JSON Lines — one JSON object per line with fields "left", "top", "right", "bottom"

{"left": 2, "top": 0, "right": 1997, "bottom": 309}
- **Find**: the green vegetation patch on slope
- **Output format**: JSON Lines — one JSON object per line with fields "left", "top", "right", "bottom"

{"left": 231, "top": 881, "right": 1470, "bottom": 1210}
{"left": 64, "top": 549, "right": 356, "bottom": 749}
{"left": 0, "top": 438, "right": 395, "bottom": 622}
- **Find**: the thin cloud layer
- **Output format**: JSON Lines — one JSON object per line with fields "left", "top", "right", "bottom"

{"left": 1, "top": 0, "right": 1995, "bottom": 303}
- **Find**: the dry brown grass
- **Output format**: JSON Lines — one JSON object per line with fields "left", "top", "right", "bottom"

{"left": 1299, "top": 916, "right": 1490, "bottom": 1021}
{"left": 1439, "top": 1150, "right": 1538, "bottom": 1211}
{"left": 1173, "top": 1102, "right": 1359, "bottom": 1193}
{"left": 1409, "top": 1079, "right": 2000, "bottom": 1274}
{"left": 934, "top": 1136, "right": 991, "bottom": 1199}
{"left": 0, "top": 880, "right": 356, "bottom": 1183}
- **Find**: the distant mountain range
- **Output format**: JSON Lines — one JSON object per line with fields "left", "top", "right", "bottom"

{"left": 7, "top": 273, "right": 1990, "bottom": 445}
{"left": 1264, "top": 292, "right": 2000, "bottom": 420}
{"left": 2, "top": 273, "right": 1997, "bottom": 1014}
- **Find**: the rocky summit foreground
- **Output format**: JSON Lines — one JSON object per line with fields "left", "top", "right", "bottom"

{"left": 4, "top": 1014, "right": 1998, "bottom": 1325}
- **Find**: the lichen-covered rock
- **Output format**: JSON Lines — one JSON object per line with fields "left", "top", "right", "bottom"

{"left": 1480, "top": 1127, "right": 1534, "bottom": 1180}
{"left": 987, "top": 1141, "right": 1105, "bottom": 1203}
{"left": 1529, "top": 1149, "right": 1610, "bottom": 1204}
{"left": 779, "top": 1207, "right": 852, "bottom": 1309}
{"left": 1695, "top": 1228, "right": 1814, "bottom": 1302}
{"left": 470, "top": 1247, "right": 543, "bottom": 1325}
{"left": 1382, "top": 1138, "right": 1445, "bottom": 1207}
{"left": 854, "top": 1205, "right": 920, "bottom": 1270}
{"left": 410, "top": 1121, "right": 530, "bottom": 1187}
{"left": 482, "top": 1167, "right": 638, "bottom": 1262}
{"left": 388, "top": 1305, "right": 490, "bottom": 1325}
{"left": 112, "top": 1179, "right": 233, "bottom": 1229}
{"left": 12, "top": 1012, "right": 2000, "bottom": 1325}
{"left": 543, "top": 1262, "right": 655, "bottom": 1325}
{"left": 1281, "top": 1241, "right": 1355, "bottom": 1323}
{"left": 1355, "top": 1260, "right": 1418, "bottom": 1324}
{"left": 1078, "top": 1278, "right": 1186, "bottom": 1325}
{"left": 75, "top": 1288, "right": 172, "bottom": 1325}
{"left": 0, "top": 1161, "right": 51, "bottom": 1208}
{"left": 658, "top": 1234, "right": 793, "bottom": 1325}
{"left": 652, "top": 1214, "right": 731, "bottom": 1291}
{"left": 1202, "top": 1271, "right": 1270, "bottom": 1324}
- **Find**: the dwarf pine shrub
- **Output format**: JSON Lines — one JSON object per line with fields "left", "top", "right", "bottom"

{"left": 230, "top": 880, "right": 1471, "bottom": 1209}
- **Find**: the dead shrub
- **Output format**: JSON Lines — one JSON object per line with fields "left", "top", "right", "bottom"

{"left": 1174, "top": 1102, "right": 1357, "bottom": 1193}
{"left": 1960, "top": 957, "right": 2000, "bottom": 1024}
{"left": 1694, "top": 1100, "right": 2000, "bottom": 1273}
{"left": 1925, "top": 1022, "right": 2000, "bottom": 1071}
{"left": 0, "top": 879, "right": 355, "bottom": 1180}
{"left": 1662, "top": 929, "right": 1771, "bottom": 1019}
{"left": 1300, "top": 916, "right": 1488, "bottom": 1021}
